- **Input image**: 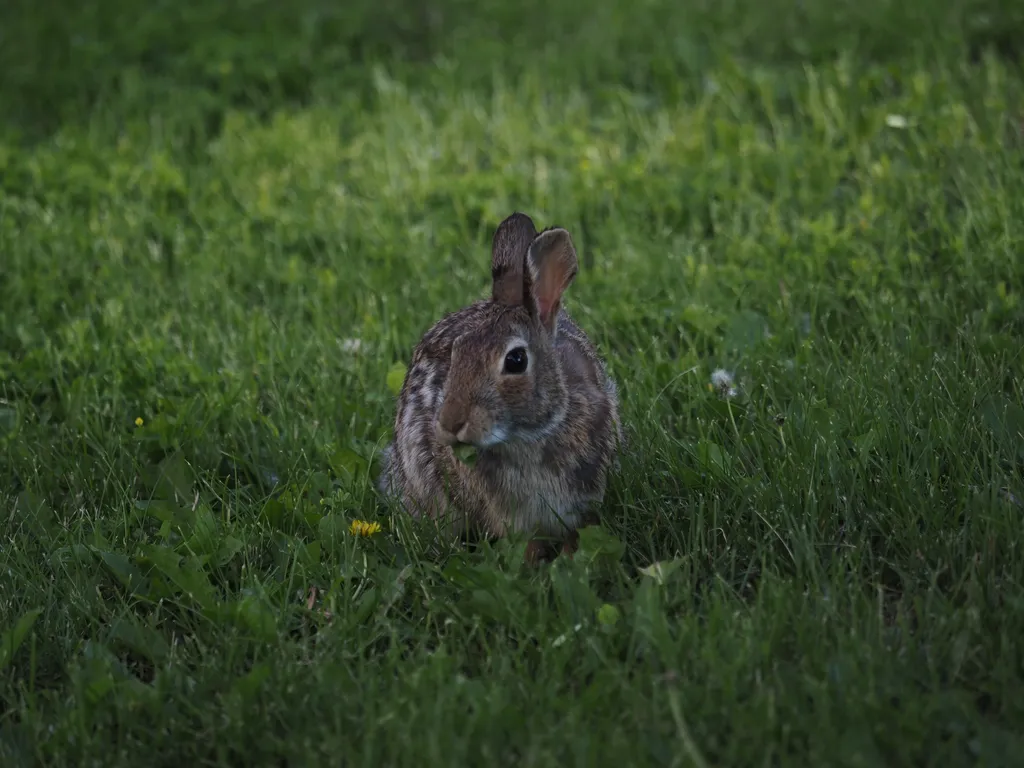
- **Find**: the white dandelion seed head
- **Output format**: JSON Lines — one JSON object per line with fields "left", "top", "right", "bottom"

{"left": 710, "top": 368, "right": 734, "bottom": 388}
{"left": 710, "top": 368, "right": 739, "bottom": 399}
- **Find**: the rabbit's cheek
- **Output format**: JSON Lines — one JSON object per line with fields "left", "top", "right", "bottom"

{"left": 496, "top": 371, "right": 534, "bottom": 403}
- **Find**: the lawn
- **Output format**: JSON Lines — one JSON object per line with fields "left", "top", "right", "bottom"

{"left": 2, "top": 0, "right": 1024, "bottom": 764}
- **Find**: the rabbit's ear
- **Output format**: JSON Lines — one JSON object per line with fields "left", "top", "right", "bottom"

{"left": 526, "top": 227, "right": 579, "bottom": 334}
{"left": 491, "top": 212, "right": 537, "bottom": 306}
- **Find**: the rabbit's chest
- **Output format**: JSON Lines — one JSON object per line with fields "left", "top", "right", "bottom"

{"left": 474, "top": 457, "right": 586, "bottom": 535}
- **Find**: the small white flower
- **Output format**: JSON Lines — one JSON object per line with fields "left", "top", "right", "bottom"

{"left": 339, "top": 338, "right": 363, "bottom": 354}
{"left": 551, "top": 623, "right": 584, "bottom": 648}
{"left": 885, "top": 114, "right": 910, "bottom": 129}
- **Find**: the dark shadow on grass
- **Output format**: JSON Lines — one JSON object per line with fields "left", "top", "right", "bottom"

{"left": 2, "top": 0, "right": 1024, "bottom": 145}
{"left": 0, "top": 0, "right": 446, "bottom": 141}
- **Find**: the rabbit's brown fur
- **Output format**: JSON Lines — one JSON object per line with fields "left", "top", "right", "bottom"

{"left": 378, "top": 213, "right": 620, "bottom": 561}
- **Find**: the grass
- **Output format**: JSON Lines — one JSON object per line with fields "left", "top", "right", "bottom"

{"left": 2, "top": 0, "right": 1024, "bottom": 764}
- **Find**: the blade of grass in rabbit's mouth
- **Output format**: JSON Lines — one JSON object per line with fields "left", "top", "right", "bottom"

{"left": 453, "top": 443, "right": 478, "bottom": 467}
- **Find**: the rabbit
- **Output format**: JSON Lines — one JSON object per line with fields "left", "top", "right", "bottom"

{"left": 377, "top": 212, "right": 621, "bottom": 563}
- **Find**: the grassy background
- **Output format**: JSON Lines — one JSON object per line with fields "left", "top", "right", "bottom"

{"left": 2, "top": 0, "right": 1024, "bottom": 764}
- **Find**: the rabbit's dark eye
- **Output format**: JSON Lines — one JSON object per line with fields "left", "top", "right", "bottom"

{"left": 503, "top": 347, "right": 528, "bottom": 374}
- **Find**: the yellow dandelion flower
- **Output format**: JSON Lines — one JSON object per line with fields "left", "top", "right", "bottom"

{"left": 135, "top": 417, "right": 144, "bottom": 427}
{"left": 349, "top": 519, "right": 381, "bottom": 537}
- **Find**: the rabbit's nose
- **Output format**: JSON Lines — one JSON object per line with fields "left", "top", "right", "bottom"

{"left": 436, "top": 417, "right": 467, "bottom": 445}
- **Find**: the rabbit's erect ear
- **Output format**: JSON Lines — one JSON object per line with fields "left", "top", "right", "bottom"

{"left": 526, "top": 227, "right": 579, "bottom": 334}
{"left": 491, "top": 212, "right": 537, "bottom": 306}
